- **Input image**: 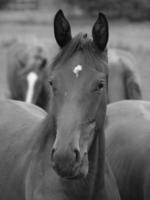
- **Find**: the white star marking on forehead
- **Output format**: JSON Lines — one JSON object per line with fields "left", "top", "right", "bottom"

{"left": 73, "top": 65, "right": 83, "bottom": 78}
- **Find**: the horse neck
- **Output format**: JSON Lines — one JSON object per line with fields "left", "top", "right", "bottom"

{"left": 87, "top": 128, "right": 105, "bottom": 199}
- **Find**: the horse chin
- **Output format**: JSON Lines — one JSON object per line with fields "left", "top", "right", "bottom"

{"left": 58, "top": 167, "right": 88, "bottom": 180}
{"left": 54, "top": 157, "right": 89, "bottom": 180}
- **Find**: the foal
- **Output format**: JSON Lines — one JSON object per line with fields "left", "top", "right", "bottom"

{"left": 7, "top": 38, "right": 50, "bottom": 110}
{"left": 0, "top": 10, "right": 120, "bottom": 200}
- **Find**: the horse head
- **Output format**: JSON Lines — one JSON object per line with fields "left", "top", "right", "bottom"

{"left": 49, "top": 10, "right": 109, "bottom": 179}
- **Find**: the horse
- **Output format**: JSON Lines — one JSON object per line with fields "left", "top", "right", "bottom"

{"left": 7, "top": 37, "right": 50, "bottom": 110}
{"left": 108, "top": 48, "right": 142, "bottom": 103}
{"left": 0, "top": 10, "right": 120, "bottom": 200}
{"left": 106, "top": 100, "right": 150, "bottom": 200}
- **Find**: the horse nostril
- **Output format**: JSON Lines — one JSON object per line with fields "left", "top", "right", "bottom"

{"left": 74, "top": 148, "right": 80, "bottom": 163}
{"left": 51, "top": 148, "right": 56, "bottom": 162}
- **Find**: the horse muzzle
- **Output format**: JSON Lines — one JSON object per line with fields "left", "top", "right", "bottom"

{"left": 51, "top": 146, "right": 88, "bottom": 179}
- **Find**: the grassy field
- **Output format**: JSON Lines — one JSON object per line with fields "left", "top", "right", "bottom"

{"left": 0, "top": 19, "right": 150, "bottom": 100}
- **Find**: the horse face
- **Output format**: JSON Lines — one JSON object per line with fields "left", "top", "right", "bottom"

{"left": 50, "top": 59, "right": 107, "bottom": 179}
{"left": 50, "top": 10, "right": 109, "bottom": 179}
{"left": 19, "top": 46, "right": 47, "bottom": 104}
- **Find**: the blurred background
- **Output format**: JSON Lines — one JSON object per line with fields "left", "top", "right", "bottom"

{"left": 0, "top": 0, "right": 150, "bottom": 100}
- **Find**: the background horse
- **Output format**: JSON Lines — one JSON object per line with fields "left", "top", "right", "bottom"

{"left": 7, "top": 37, "right": 51, "bottom": 110}
{"left": 106, "top": 100, "right": 150, "bottom": 200}
{"left": 108, "top": 48, "right": 142, "bottom": 103}
{"left": 0, "top": 10, "right": 120, "bottom": 200}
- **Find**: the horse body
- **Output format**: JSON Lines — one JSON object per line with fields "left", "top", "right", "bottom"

{"left": 0, "top": 10, "right": 120, "bottom": 200}
{"left": 0, "top": 99, "right": 46, "bottom": 200}
{"left": 7, "top": 38, "right": 50, "bottom": 110}
{"left": 0, "top": 99, "right": 119, "bottom": 200}
{"left": 108, "top": 49, "right": 142, "bottom": 103}
{"left": 106, "top": 100, "right": 150, "bottom": 200}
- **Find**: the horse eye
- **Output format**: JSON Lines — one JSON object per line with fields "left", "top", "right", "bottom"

{"left": 97, "top": 82, "right": 104, "bottom": 90}
{"left": 94, "top": 81, "right": 104, "bottom": 92}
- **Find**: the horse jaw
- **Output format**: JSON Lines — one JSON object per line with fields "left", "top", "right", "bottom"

{"left": 26, "top": 72, "right": 38, "bottom": 104}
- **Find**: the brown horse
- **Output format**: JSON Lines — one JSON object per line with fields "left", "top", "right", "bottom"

{"left": 108, "top": 48, "right": 142, "bottom": 103}
{"left": 7, "top": 38, "right": 50, "bottom": 110}
{"left": 106, "top": 100, "right": 150, "bottom": 200}
{"left": 0, "top": 10, "right": 120, "bottom": 200}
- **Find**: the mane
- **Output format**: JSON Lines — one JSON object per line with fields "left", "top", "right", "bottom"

{"left": 51, "top": 33, "right": 108, "bottom": 74}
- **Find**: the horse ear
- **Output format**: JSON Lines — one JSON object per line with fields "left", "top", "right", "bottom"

{"left": 54, "top": 10, "right": 72, "bottom": 48}
{"left": 92, "top": 12, "right": 109, "bottom": 51}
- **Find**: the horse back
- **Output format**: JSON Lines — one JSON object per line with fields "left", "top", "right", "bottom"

{"left": 106, "top": 100, "right": 150, "bottom": 200}
{"left": 0, "top": 99, "right": 46, "bottom": 200}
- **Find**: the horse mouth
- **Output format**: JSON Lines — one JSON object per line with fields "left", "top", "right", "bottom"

{"left": 57, "top": 170, "right": 86, "bottom": 180}
{"left": 53, "top": 163, "right": 87, "bottom": 180}
{"left": 61, "top": 173, "right": 84, "bottom": 180}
